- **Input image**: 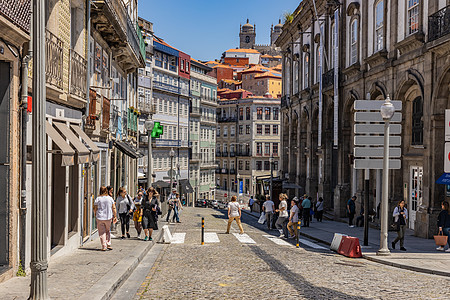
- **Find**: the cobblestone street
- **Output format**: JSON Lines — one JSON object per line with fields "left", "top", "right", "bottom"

{"left": 135, "top": 208, "right": 450, "bottom": 300}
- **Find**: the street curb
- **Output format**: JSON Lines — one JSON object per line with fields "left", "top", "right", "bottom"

{"left": 241, "top": 210, "right": 450, "bottom": 277}
{"left": 78, "top": 229, "right": 164, "bottom": 300}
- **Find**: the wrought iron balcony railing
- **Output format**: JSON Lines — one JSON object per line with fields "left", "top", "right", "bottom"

{"left": 0, "top": 0, "right": 31, "bottom": 34}
{"left": 46, "top": 29, "right": 64, "bottom": 90}
{"left": 428, "top": 5, "right": 450, "bottom": 42}
{"left": 153, "top": 80, "right": 179, "bottom": 94}
{"left": 69, "top": 49, "right": 87, "bottom": 99}
{"left": 218, "top": 116, "right": 237, "bottom": 123}
{"left": 322, "top": 68, "right": 335, "bottom": 89}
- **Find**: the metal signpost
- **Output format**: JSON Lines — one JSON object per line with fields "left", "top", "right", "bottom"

{"left": 353, "top": 98, "right": 402, "bottom": 247}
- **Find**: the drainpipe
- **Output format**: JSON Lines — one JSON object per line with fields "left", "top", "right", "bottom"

{"left": 20, "top": 32, "right": 32, "bottom": 272}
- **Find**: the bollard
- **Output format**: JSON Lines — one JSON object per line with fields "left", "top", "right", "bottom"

{"left": 201, "top": 217, "right": 204, "bottom": 245}
{"left": 296, "top": 221, "right": 300, "bottom": 248}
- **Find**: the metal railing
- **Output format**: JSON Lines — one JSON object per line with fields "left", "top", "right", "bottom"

{"left": 190, "top": 153, "right": 201, "bottom": 160}
{"left": 428, "top": 5, "right": 450, "bottom": 42}
{"left": 69, "top": 49, "right": 87, "bottom": 99}
{"left": 229, "top": 168, "right": 236, "bottom": 174}
{"left": 322, "top": 68, "right": 335, "bottom": 89}
{"left": 218, "top": 116, "right": 237, "bottom": 123}
{"left": 154, "top": 139, "right": 189, "bottom": 147}
{"left": 237, "top": 150, "right": 252, "bottom": 156}
{"left": 0, "top": 0, "right": 31, "bottom": 33}
{"left": 221, "top": 168, "right": 229, "bottom": 174}
{"left": 222, "top": 151, "right": 228, "bottom": 157}
{"left": 153, "top": 80, "right": 179, "bottom": 94}
{"left": 46, "top": 29, "right": 64, "bottom": 89}
{"left": 230, "top": 151, "right": 236, "bottom": 157}
{"left": 190, "top": 107, "right": 201, "bottom": 115}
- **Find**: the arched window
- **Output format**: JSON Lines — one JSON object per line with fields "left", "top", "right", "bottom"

{"left": 375, "top": 0, "right": 384, "bottom": 52}
{"left": 411, "top": 96, "right": 423, "bottom": 145}
{"left": 350, "top": 19, "right": 358, "bottom": 65}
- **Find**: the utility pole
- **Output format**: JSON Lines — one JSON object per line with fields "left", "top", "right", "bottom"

{"left": 270, "top": 155, "right": 274, "bottom": 201}
{"left": 30, "top": 0, "right": 49, "bottom": 298}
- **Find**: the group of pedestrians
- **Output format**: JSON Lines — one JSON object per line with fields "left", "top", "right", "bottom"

{"left": 93, "top": 186, "right": 163, "bottom": 251}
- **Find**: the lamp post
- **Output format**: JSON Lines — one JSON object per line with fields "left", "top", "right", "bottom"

{"left": 144, "top": 118, "right": 154, "bottom": 189}
{"left": 270, "top": 155, "right": 274, "bottom": 201}
{"left": 377, "top": 96, "right": 395, "bottom": 256}
{"left": 169, "top": 148, "right": 175, "bottom": 193}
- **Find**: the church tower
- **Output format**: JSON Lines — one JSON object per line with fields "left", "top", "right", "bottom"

{"left": 271, "top": 19, "right": 283, "bottom": 45}
{"left": 239, "top": 19, "right": 256, "bottom": 49}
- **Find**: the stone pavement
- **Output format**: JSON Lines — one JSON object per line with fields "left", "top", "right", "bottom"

{"left": 0, "top": 224, "right": 164, "bottom": 300}
{"left": 135, "top": 207, "right": 450, "bottom": 299}
{"left": 243, "top": 209, "right": 450, "bottom": 277}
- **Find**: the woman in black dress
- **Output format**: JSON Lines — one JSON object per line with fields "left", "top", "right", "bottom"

{"left": 141, "top": 187, "right": 160, "bottom": 241}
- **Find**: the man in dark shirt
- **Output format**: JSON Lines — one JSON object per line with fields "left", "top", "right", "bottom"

{"left": 347, "top": 196, "right": 356, "bottom": 227}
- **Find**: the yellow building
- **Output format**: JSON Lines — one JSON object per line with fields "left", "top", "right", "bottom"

{"left": 254, "top": 72, "right": 282, "bottom": 98}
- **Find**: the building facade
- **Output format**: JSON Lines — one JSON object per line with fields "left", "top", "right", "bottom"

{"left": 189, "top": 60, "right": 218, "bottom": 201}
{"left": 277, "top": 0, "right": 450, "bottom": 238}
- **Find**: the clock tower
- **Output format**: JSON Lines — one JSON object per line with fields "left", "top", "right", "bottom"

{"left": 239, "top": 19, "right": 256, "bottom": 49}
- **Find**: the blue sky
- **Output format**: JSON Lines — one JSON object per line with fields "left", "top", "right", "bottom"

{"left": 138, "top": 0, "right": 300, "bottom": 61}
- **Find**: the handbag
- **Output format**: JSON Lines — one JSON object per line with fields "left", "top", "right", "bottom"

{"left": 434, "top": 229, "right": 448, "bottom": 246}
{"left": 258, "top": 212, "right": 266, "bottom": 224}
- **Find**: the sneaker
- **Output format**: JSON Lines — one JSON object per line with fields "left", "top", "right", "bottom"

{"left": 392, "top": 242, "right": 395, "bottom": 249}
{"left": 149, "top": 237, "right": 153, "bottom": 241}
{"left": 445, "top": 248, "right": 450, "bottom": 253}
{"left": 400, "top": 247, "right": 407, "bottom": 251}
{"left": 279, "top": 234, "right": 285, "bottom": 238}
{"left": 120, "top": 236, "right": 125, "bottom": 240}
{"left": 144, "top": 236, "right": 148, "bottom": 241}
{"left": 437, "top": 246, "right": 444, "bottom": 251}
{"left": 126, "top": 233, "right": 130, "bottom": 238}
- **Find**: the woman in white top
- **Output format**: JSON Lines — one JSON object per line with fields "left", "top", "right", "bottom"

{"left": 225, "top": 196, "right": 244, "bottom": 234}
{"left": 116, "top": 187, "right": 134, "bottom": 239}
{"left": 287, "top": 198, "right": 300, "bottom": 239}
{"left": 275, "top": 193, "right": 289, "bottom": 238}
{"left": 94, "top": 186, "right": 117, "bottom": 251}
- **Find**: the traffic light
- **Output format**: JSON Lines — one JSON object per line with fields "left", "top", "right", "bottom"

{"left": 151, "top": 122, "right": 163, "bottom": 138}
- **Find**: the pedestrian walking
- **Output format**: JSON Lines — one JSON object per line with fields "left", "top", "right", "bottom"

{"left": 172, "top": 193, "right": 182, "bottom": 223}
{"left": 94, "top": 186, "right": 117, "bottom": 251}
{"left": 225, "top": 196, "right": 244, "bottom": 234}
{"left": 133, "top": 191, "right": 144, "bottom": 238}
{"left": 287, "top": 197, "right": 299, "bottom": 238}
{"left": 262, "top": 195, "right": 275, "bottom": 230}
{"left": 249, "top": 196, "right": 255, "bottom": 212}
{"left": 116, "top": 187, "right": 134, "bottom": 239}
{"left": 392, "top": 200, "right": 408, "bottom": 251}
{"left": 436, "top": 201, "right": 450, "bottom": 252}
{"left": 275, "top": 193, "right": 289, "bottom": 238}
{"left": 141, "top": 187, "right": 160, "bottom": 241}
{"left": 315, "top": 197, "right": 324, "bottom": 222}
{"left": 301, "top": 196, "right": 311, "bottom": 227}
{"left": 347, "top": 196, "right": 356, "bottom": 227}
{"left": 166, "top": 189, "right": 177, "bottom": 222}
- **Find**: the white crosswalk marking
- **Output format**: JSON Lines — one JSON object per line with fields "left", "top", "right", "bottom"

{"left": 299, "top": 239, "right": 327, "bottom": 249}
{"left": 232, "top": 233, "right": 256, "bottom": 244}
{"left": 204, "top": 232, "right": 220, "bottom": 243}
{"left": 263, "top": 235, "right": 293, "bottom": 246}
{"left": 171, "top": 233, "right": 186, "bottom": 244}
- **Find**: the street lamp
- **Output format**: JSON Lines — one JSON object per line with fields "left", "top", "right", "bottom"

{"left": 270, "top": 155, "right": 274, "bottom": 201}
{"left": 169, "top": 148, "right": 175, "bottom": 193}
{"left": 377, "top": 96, "right": 395, "bottom": 256}
{"left": 144, "top": 118, "right": 154, "bottom": 189}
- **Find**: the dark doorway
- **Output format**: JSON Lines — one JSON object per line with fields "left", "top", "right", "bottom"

{"left": 51, "top": 154, "right": 66, "bottom": 250}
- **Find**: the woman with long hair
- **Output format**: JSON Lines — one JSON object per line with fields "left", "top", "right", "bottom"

{"left": 437, "top": 201, "right": 450, "bottom": 252}
{"left": 94, "top": 186, "right": 117, "bottom": 251}
{"left": 116, "top": 187, "right": 134, "bottom": 239}
{"left": 141, "top": 187, "right": 160, "bottom": 241}
{"left": 392, "top": 200, "right": 408, "bottom": 251}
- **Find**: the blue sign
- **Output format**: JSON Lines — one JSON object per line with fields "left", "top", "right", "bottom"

{"left": 436, "top": 173, "right": 450, "bottom": 185}
{"left": 239, "top": 180, "right": 243, "bottom": 194}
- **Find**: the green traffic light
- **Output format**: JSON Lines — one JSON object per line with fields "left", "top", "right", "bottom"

{"left": 151, "top": 122, "right": 163, "bottom": 138}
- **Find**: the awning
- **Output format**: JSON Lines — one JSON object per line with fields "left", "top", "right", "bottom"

{"left": 152, "top": 180, "right": 170, "bottom": 188}
{"left": 114, "top": 140, "right": 142, "bottom": 159}
{"left": 46, "top": 121, "right": 75, "bottom": 166}
{"left": 179, "top": 179, "right": 193, "bottom": 193}
{"left": 282, "top": 182, "right": 303, "bottom": 190}
{"left": 53, "top": 122, "right": 90, "bottom": 164}
{"left": 70, "top": 125, "right": 101, "bottom": 162}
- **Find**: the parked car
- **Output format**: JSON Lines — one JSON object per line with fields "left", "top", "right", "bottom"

{"left": 210, "top": 200, "right": 219, "bottom": 208}
{"left": 218, "top": 201, "right": 228, "bottom": 209}
{"left": 195, "top": 199, "right": 207, "bottom": 207}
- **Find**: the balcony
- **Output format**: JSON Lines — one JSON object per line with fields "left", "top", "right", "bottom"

{"left": 230, "top": 151, "right": 235, "bottom": 157}
{"left": 229, "top": 168, "right": 236, "bottom": 175}
{"left": 221, "top": 168, "right": 229, "bottom": 174}
{"left": 0, "top": 0, "right": 31, "bottom": 34}
{"left": 218, "top": 116, "right": 237, "bottom": 123}
{"left": 154, "top": 139, "right": 189, "bottom": 147}
{"left": 190, "top": 107, "right": 201, "bottom": 116}
{"left": 237, "top": 150, "right": 251, "bottom": 157}
{"left": 153, "top": 80, "right": 179, "bottom": 94}
{"left": 190, "top": 153, "right": 201, "bottom": 162}
{"left": 222, "top": 151, "right": 228, "bottom": 157}
{"left": 215, "top": 168, "right": 221, "bottom": 174}
{"left": 216, "top": 150, "right": 222, "bottom": 157}
{"left": 46, "top": 29, "right": 63, "bottom": 90}
{"left": 91, "top": 0, "right": 144, "bottom": 72}
{"left": 69, "top": 49, "right": 87, "bottom": 99}
{"left": 200, "top": 115, "right": 216, "bottom": 124}
{"left": 322, "top": 68, "right": 335, "bottom": 89}
{"left": 428, "top": 5, "right": 450, "bottom": 42}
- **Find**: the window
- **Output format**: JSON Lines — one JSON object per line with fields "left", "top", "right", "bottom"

{"left": 246, "top": 125, "right": 251, "bottom": 134}
{"left": 412, "top": 96, "right": 423, "bottom": 145}
{"left": 231, "top": 126, "right": 235, "bottom": 136}
{"left": 265, "top": 125, "right": 270, "bottom": 135}
{"left": 375, "top": 0, "right": 384, "bottom": 52}
{"left": 273, "top": 143, "right": 278, "bottom": 155}
{"left": 256, "top": 143, "right": 262, "bottom": 155}
{"left": 239, "top": 107, "right": 243, "bottom": 120}
{"left": 256, "top": 161, "right": 262, "bottom": 170}
{"left": 350, "top": 19, "right": 358, "bottom": 65}
{"left": 217, "top": 126, "right": 220, "bottom": 136}
{"left": 304, "top": 54, "right": 309, "bottom": 88}
{"left": 238, "top": 160, "right": 243, "bottom": 170}
{"left": 264, "top": 161, "right": 270, "bottom": 171}
{"left": 257, "top": 107, "right": 263, "bottom": 119}
{"left": 265, "top": 107, "right": 271, "bottom": 120}
{"left": 274, "top": 161, "right": 278, "bottom": 171}
{"left": 239, "top": 125, "right": 243, "bottom": 135}
{"left": 224, "top": 126, "right": 228, "bottom": 137}
{"left": 273, "top": 108, "right": 279, "bottom": 120}
{"left": 408, "top": 0, "right": 419, "bottom": 35}
{"left": 264, "top": 143, "right": 270, "bottom": 156}
{"left": 245, "top": 161, "right": 250, "bottom": 170}
{"left": 256, "top": 124, "right": 262, "bottom": 135}
{"left": 273, "top": 125, "right": 279, "bottom": 135}
{"left": 223, "top": 144, "right": 228, "bottom": 153}
{"left": 246, "top": 107, "right": 251, "bottom": 120}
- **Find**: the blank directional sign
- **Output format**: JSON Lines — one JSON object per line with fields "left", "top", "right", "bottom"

{"left": 445, "top": 143, "right": 450, "bottom": 173}
{"left": 354, "top": 124, "right": 402, "bottom": 134}
{"left": 354, "top": 136, "right": 401, "bottom": 146}
{"left": 354, "top": 159, "right": 401, "bottom": 169}
{"left": 354, "top": 147, "right": 401, "bottom": 158}
{"left": 355, "top": 112, "right": 402, "bottom": 123}
{"left": 354, "top": 100, "right": 402, "bottom": 111}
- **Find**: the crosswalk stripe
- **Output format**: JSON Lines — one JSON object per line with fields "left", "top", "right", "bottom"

{"left": 204, "top": 232, "right": 220, "bottom": 243}
{"left": 263, "top": 235, "right": 293, "bottom": 246}
{"left": 299, "top": 239, "right": 327, "bottom": 249}
{"left": 171, "top": 233, "right": 186, "bottom": 244}
{"left": 232, "top": 233, "right": 256, "bottom": 244}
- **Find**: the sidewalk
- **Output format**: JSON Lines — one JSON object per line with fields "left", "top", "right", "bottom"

{"left": 243, "top": 209, "right": 450, "bottom": 277}
{"left": 0, "top": 226, "right": 164, "bottom": 299}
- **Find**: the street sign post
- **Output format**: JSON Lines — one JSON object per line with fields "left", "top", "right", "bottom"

{"left": 445, "top": 110, "right": 450, "bottom": 142}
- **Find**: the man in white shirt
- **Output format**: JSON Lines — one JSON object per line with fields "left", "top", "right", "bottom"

{"left": 262, "top": 195, "right": 275, "bottom": 230}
